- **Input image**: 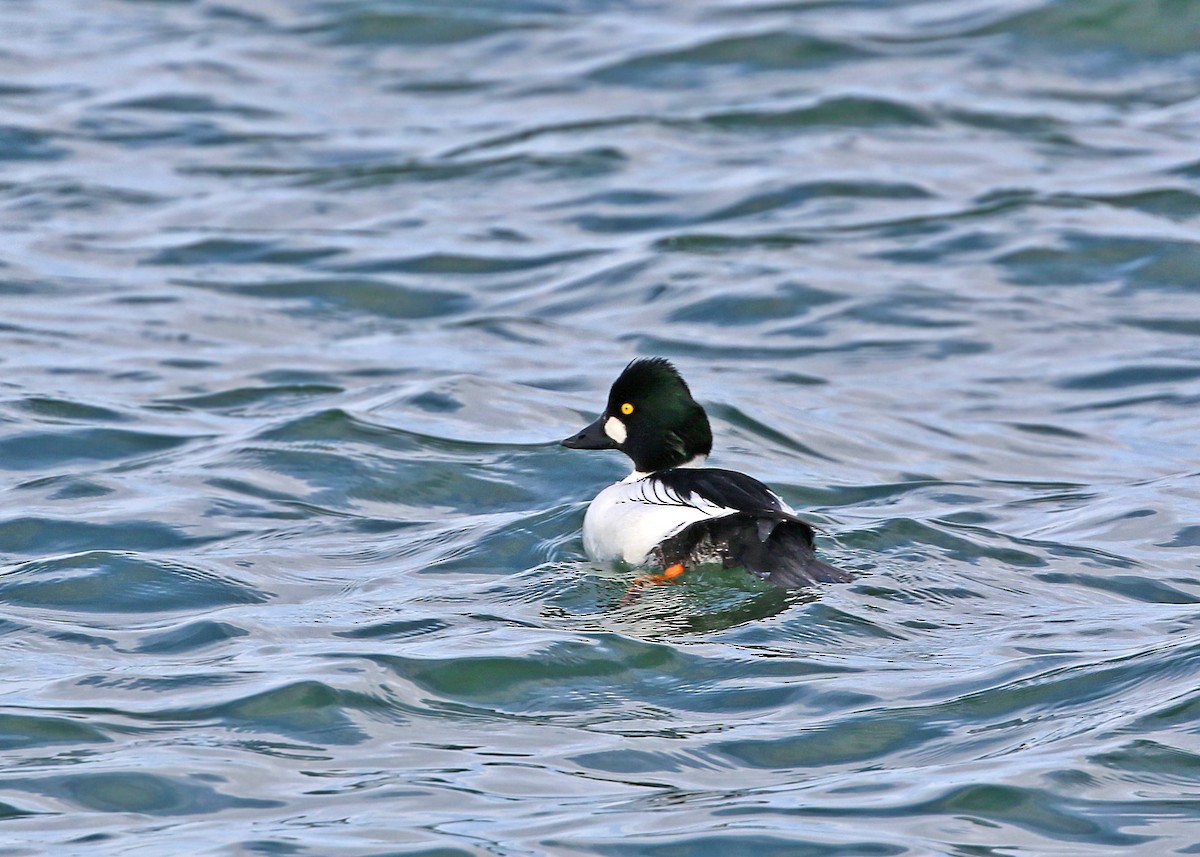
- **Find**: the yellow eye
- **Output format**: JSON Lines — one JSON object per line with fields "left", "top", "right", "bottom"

{"left": 620, "top": 402, "right": 634, "bottom": 416}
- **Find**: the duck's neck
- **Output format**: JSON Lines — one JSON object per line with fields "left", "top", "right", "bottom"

{"left": 622, "top": 454, "right": 707, "bottom": 483}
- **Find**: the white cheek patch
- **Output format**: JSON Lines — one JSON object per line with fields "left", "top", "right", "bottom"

{"left": 604, "top": 416, "right": 627, "bottom": 445}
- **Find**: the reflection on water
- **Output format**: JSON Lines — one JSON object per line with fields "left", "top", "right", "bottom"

{"left": 2, "top": 0, "right": 1200, "bottom": 853}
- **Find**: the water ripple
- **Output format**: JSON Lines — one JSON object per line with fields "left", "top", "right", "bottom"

{"left": 0, "top": 552, "right": 268, "bottom": 615}
{"left": 3, "top": 0, "right": 1200, "bottom": 853}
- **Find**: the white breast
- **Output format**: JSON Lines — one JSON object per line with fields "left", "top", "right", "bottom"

{"left": 581, "top": 474, "right": 739, "bottom": 565}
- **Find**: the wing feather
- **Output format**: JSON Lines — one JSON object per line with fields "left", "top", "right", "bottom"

{"left": 619, "top": 477, "right": 737, "bottom": 517}
{"left": 650, "top": 468, "right": 788, "bottom": 515}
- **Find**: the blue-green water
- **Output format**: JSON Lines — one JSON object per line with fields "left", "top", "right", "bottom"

{"left": 3, "top": 0, "right": 1200, "bottom": 854}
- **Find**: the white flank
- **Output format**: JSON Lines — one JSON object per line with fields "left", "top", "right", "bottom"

{"left": 581, "top": 476, "right": 738, "bottom": 564}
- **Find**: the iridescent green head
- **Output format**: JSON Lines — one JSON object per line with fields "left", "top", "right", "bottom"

{"left": 562, "top": 358, "right": 713, "bottom": 473}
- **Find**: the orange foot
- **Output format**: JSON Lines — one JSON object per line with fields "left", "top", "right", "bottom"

{"left": 619, "top": 563, "right": 686, "bottom": 605}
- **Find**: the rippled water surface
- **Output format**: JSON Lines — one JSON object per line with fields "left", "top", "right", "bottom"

{"left": 4, "top": 0, "right": 1200, "bottom": 854}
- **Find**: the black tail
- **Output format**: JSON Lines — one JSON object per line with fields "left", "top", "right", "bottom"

{"left": 653, "top": 513, "right": 851, "bottom": 588}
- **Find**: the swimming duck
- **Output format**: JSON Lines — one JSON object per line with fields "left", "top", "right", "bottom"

{"left": 561, "top": 358, "right": 849, "bottom": 590}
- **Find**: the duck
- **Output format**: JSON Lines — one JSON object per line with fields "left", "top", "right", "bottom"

{"left": 561, "top": 357, "right": 849, "bottom": 592}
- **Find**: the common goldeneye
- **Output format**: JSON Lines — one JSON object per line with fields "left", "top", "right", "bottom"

{"left": 561, "top": 357, "right": 849, "bottom": 590}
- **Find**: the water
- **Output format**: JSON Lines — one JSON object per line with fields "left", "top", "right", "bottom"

{"left": 3, "top": 0, "right": 1200, "bottom": 853}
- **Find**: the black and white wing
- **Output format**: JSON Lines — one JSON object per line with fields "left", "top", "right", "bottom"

{"left": 645, "top": 467, "right": 789, "bottom": 516}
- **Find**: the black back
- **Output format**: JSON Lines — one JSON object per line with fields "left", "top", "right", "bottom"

{"left": 653, "top": 467, "right": 786, "bottom": 515}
